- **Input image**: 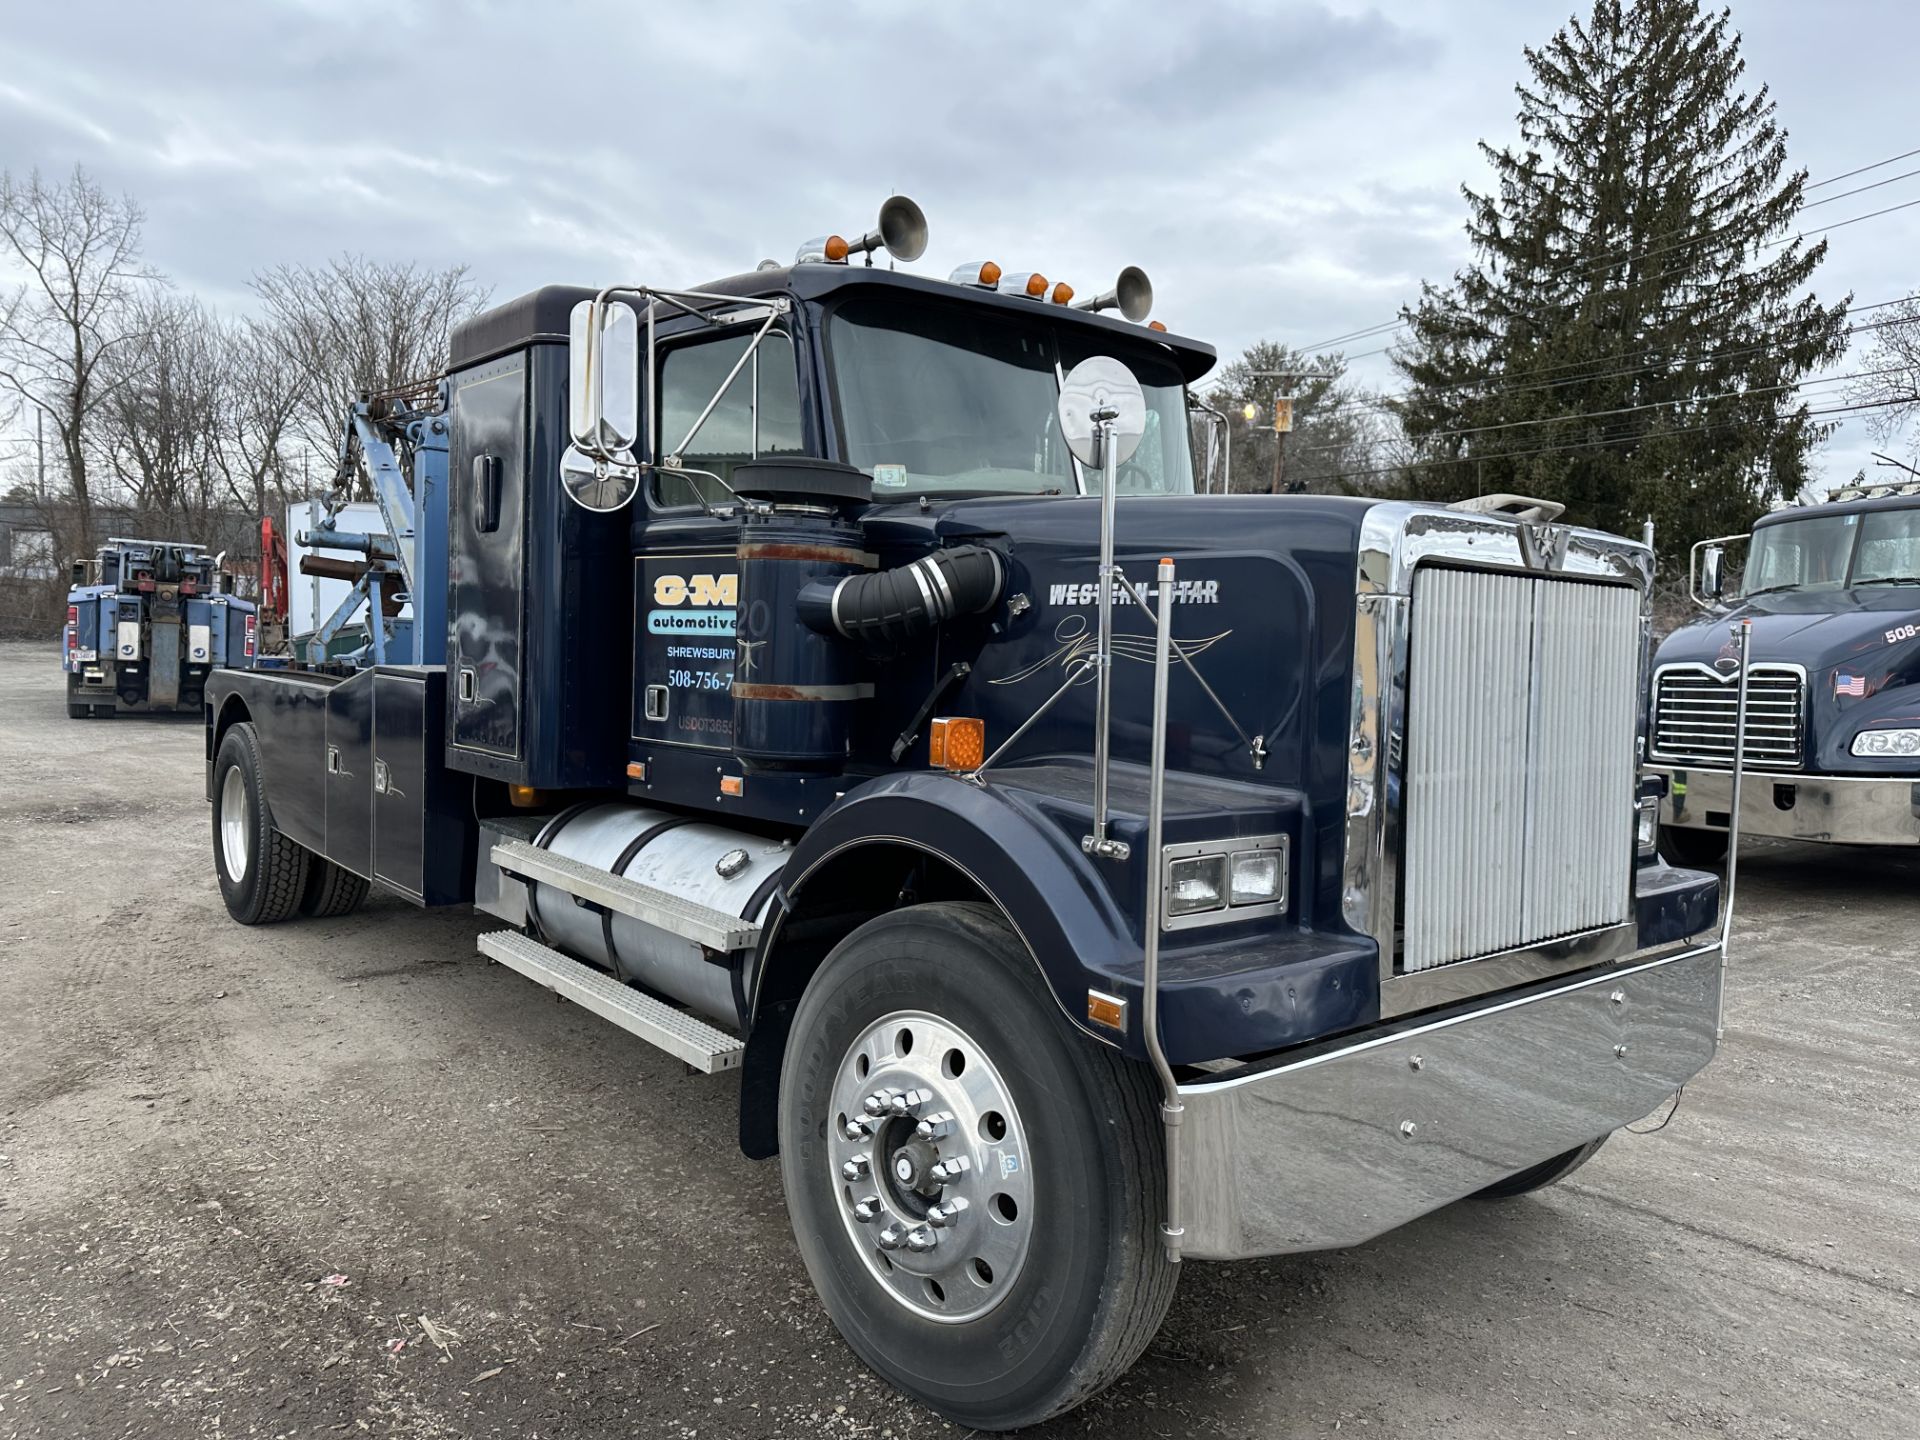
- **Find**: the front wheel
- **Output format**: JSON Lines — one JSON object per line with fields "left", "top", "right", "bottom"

{"left": 1474, "top": 1134, "right": 1608, "bottom": 1199}
{"left": 778, "top": 903, "right": 1176, "bottom": 1431}
{"left": 212, "top": 722, "right": 310, "bottom": 925}
{"left": 1660, "top": 825, "right": 1729, "bottom": 868}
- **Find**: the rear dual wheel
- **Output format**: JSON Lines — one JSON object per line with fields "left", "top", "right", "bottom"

{"left": 779, "top": 903, "right": 1176, "bottom": 1431}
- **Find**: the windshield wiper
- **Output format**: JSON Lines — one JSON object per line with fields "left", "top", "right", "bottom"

{"left": 1740, "top": 583, "right": 1805, "bottom": 598}
{"left": 1854, "top": 577, "right": 1920, "bottom": 587}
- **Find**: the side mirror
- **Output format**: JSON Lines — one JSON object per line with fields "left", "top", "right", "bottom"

{"left": 568, "top": 299, "right": 640, "bottom": 457}
{"left": 1700, "top": 545, "right": 1725, "bottom": 600}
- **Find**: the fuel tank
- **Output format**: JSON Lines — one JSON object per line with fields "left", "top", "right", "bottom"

{"left": 524, "top": 803, "right": 789, "bottom": 1023}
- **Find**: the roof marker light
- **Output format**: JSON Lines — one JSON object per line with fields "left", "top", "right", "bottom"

{"left": 998, "top": 272, "right": 1049, "bottom": 299}
{"left": 1050, "top": 281, "right": 1075, "bottom": 305}
{"left": 948, "top": 260, "right": 1003, "bottom": 288}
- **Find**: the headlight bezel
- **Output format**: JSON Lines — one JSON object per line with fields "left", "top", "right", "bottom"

{"left": 1160, "top": 833, "right": 1290, "bottom": 932}
{"left": 1850, "top": 727, "right": 1920, "bottom": 759}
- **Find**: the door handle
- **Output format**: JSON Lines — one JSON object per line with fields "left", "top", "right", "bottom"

{"left": 474, "top": 455, "right": 502, "bottom": 533}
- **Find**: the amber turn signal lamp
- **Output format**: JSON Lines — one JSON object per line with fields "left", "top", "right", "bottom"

{"left": 1051, "top": 281, "right": 1075, "bottom": 305}
{"left": 824, "top": 235, "right": 850, "bottom": 262}
{"left": 719, "top": 774, "right": 745, "bottom": 797}
{"left": 929, "top": 716, "right": 986, "bottom": 771}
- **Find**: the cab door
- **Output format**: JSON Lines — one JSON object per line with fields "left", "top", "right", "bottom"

{"left": 631, "top": 327, "right": 806, "bottom": 754}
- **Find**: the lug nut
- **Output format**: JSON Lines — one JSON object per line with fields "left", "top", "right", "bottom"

{"left": 842, "top": 1153, "right": 871, "bottom": 1181}
{"left": 888, "top": 1088, "right": 933, "bottom": 1117}
{"left": 927, "top": 1197, "right": 970, "bottom": 1228}
{"left": 877, "top": 1223, "right": 906, "bottom": 1251}
{"left": 930, "top": 1155, "right": 972, "bottom": 1182}
{"left": 852, "top": 1195, "right": 881, "bottom": 1223}
{"left": 863, "top": 1089, "right": 900, "bottom": 1118}
{"left": 904, "top": 1226, "right": 938, "bottom": 1253}
{"left": 844, "top": 1117, "right": 872, "bottom": 1141}
{"left": 915, "top": 1110, "right": 956, "bottom": 1141}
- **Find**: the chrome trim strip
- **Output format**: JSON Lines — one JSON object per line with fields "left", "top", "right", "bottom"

{"left": 1378, "top": 920, "right": 1637, "bottom": 1019}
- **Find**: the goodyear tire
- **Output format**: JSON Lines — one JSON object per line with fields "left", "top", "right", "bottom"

{"left": 213, "top": 722, "right": 310, "bottom": 925}
{"left": 1474, "top": 1134, "right": 1608, "bottom": 1199}
{"left": 300, "top": 857, "right": 371, "bottom": 919}
{"left": 779, "top": 902, "right": 1176, "bottom": 1431}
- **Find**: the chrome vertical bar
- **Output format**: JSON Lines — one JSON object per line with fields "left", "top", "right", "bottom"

{"left": 1087, "top": 411, "right": 1123, "bottom": 857}
{"left": 1143, "top": 557, "right": 1184, "bottom": 1262}
{"left": 1717, "top": 618, "right": 1753, "bottom": 1037}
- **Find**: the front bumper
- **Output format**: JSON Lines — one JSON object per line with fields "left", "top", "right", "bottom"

{"left": 1172, "top": 941, "right": 1720, "bottom": 1259}
{"left": 1652, "top": 765, "right": 1920, "bottom": 847}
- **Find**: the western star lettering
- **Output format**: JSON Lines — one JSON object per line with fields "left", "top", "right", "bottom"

{"left": 1047, "top": 579, "right": 1220, "bottom": 606}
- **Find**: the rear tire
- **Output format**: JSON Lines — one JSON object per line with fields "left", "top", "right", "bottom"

{"left": 778, "top": 902, "right": 1176, "bottom": 1431}
{"left": 213, "top": 722, "right": 309, "bottom": 925}
{"left": 1660, "top": 825, "right": 1728, "bottom": 867}
{"left": 65, "top": 674, "right": 88, "bottom": 719}
{"left": 1474, "top": 1134, "right": 1608, "bottom": 1199}
{"left": 300, "top": 857, "right": 370, "bottom": 918}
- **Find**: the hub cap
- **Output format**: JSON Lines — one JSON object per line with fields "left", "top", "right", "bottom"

{"left": 219, "top": 767, "right": 250, "bottom": 882}
{"left": 830, "top": 1009, "right": 1033, "bottom": 1323}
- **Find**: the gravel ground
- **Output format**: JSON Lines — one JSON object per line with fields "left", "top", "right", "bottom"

{"left": 0, "top": 637, "right": 1915, "bottom": 1439}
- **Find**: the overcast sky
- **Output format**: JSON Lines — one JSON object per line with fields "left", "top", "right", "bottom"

{"left": 2, "top": 0, "right": 1915, "bottom": 487}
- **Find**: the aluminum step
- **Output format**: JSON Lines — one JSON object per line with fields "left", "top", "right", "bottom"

{"left": 478, "top": 929, "right": 744, "bottom": 1073}
{"left": 490, "top": 839, "right": 761, "bottom": 952}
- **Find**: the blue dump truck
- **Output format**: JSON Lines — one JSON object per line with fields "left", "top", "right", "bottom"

{"left": 63, "top": 536, "right": 256, "bottom": 718}
{"left": 201, "top": 199, "right": 1733, "bottom": 1429}
{"left": 1650, "top": 477, "right": 1920, "bottom": 863}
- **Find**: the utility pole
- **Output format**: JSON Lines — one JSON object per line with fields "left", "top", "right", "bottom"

{"left": 1249, "top": 369, "right": 1335, "bottom": 495}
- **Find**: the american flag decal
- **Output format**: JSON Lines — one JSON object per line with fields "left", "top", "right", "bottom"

{"left": 1834, "top": 672, "right": 1868, "bottom": 697}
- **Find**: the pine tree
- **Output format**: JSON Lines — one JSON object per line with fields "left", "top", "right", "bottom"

{"left": 1389, "top": 0, "right": 1848, "bottom": 559}
{"left": 1205, "top": 342, "right": 1384, "bottom": 495}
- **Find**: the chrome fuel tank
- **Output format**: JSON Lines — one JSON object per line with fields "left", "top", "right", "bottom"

{"left": 522, "top": 804, "right": 789, "bottom": 1024}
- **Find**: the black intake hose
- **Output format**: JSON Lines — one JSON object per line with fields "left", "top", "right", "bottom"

{"left": 797, "top": 544, "right": 1005, "bottom": 652}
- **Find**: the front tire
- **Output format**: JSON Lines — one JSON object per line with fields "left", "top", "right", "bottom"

{"left": 213, "top": 722, "right": 309, "bottom": 925}
{"left": 1660, "top": 825, "right": 1728, "bottom": 867}
{"left": 778, "top": 903, "right": 1176, "bottom": 1431}
{"left": 1474, "top": 1134, "right": 1608, "bottom": 1198}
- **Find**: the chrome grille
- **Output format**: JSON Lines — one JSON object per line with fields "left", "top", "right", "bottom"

{"left": 1401, "top": 568, "right": 1639, "bottom": 973}
{"left": 1651, "top": 664, "right": 1804, "bottom": 769}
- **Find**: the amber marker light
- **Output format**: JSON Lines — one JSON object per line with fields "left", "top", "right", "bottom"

{"left": 1087, "top": 990, "right": 1127, "bottom": 1030}
{"left": 1024, "top": 272, "right": 1049, "bottom": 298}
{"left": 929, "top": 716, "right": 986, "bottom": 771}
{"left": 1147, "top": 320, "right": 1168, "bottom": 332}
{"left": 1051, "top": 281, "right": 1075, "bottom": 305}
{"left": 719, "top": 774, "right": 745, "bottom": 797}
{"left": 824, "top": 235, "right": 851, "bottom": 262}
{"left": 626, "top": 761, "right": 648, "bottom": 781}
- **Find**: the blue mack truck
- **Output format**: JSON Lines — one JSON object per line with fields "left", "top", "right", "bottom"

{"left": 200, "top": 198, "right": 1737, "bottom": 1429}
{"left": 63, "top": 536, "right": 256, "bottom": 718}
{"left": 1652, "top": 477, "right": 1920, "bottom": 861}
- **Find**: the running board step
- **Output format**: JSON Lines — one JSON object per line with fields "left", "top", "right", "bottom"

{"left": 478, "top": 930, "right": 744, "bottom": 1073}
{"left": 490, "top": 839, "right": 761, "bottom": 952}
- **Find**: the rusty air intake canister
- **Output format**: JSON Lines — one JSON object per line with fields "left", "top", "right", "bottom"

{"left": 728, "top": 459, "right": 874, "bottom": 770}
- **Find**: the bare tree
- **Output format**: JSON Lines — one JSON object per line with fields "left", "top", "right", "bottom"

{"left": 1847, "top": 292, "right": 1920, "bottom": 460}
{"left": 0, "top": 166, "right": 158, "bottom": 551}
{"left": 211, "top": 316, "right": 304, "bottom": 523}
{"left": 97, "top": 291, "right": 225, "bottom": 532}
{"left": 252, "top": 255, "right": 487, "bottom": 472}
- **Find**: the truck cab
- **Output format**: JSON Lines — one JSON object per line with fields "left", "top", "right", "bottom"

{"left": 64, "top": 537, "right": 256, "bottom": 718}
{"left": 201, "top": 200, "right": 1730, "bottom": 1430}
{"left": 1650, "top": 478, "right": 1920, "bottom": 860}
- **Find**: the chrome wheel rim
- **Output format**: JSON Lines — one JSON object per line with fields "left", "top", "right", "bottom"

{"left": 829, "top": 1009, "right": 1034, "bottom": 1323}
{"left": 219, "top": 767, "right": 250, "bottom": 882}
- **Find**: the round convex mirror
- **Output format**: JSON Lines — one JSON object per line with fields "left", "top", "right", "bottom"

{"left": 1056, "top": 356, "right": 1147, "bottom": 470}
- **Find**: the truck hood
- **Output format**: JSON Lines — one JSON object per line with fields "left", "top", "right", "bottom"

{"left": 1653, "top": 589, "right": 1920, "bottom": 771}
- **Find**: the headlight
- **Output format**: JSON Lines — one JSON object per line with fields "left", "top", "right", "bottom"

{"left": 1851, "top": 728, "right": 1920, "bottom": 758}
{"left": 1636, "top": 797, "right": 1659, "bottom": 857}
{"left": 1166, "top": 855, "right": 1227, "bottom": 915}
{"left": 1161, "top": 834, "right": 1290, "bottom": 929}
{"left": 1230, "top": 849, "right": 1283, "bottom": 905}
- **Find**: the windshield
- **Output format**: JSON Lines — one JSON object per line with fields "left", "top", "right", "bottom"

{"left": 1744, "top": 506, "right": 1920, "bottom": 594}
{"left": 827, "top": 294, "right": 1194, "bottom": 498}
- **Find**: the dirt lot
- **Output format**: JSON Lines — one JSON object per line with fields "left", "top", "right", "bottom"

{"left": 0, "top": 637, "right": 1915, "bottom": 1439}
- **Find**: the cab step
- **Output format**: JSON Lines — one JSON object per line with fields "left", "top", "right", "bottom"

{"left": 477, "top": 929, "right": 745, "bottom": 1073}
{"left": 489, "top": 839, "right": 761, "bottom": 952}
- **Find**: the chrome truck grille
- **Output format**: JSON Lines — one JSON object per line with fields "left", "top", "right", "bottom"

{"left": 1651, "top": 664, "right": 1805, "bottom": 769}
{"left": 1401, "top": 568, "right": 1640, "bottom": 973}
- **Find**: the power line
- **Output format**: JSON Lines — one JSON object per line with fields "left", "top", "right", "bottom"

{"left": 1799, "top": 166, "right": 1920, "bottom": 211}
{"left": 1303, "top": 396, "right": 1905, "bottom": 489}
{"left": 1804, "top": 145, "right": 1920, "bottom": 191}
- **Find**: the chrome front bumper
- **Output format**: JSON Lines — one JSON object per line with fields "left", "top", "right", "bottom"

{"left": 1653, "top": 765, "right": 1920, "bottom": 847}
{"left": 1172, "top": 942, "right": 1721, "bottom": 1260}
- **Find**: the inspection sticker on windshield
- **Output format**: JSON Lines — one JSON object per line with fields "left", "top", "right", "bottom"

{"left": 873, "top": 463, "right": 907, "bottom": 489}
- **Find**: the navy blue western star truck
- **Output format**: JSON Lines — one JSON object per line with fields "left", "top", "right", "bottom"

{"left": 65, "top": 536, "right": 256, "bottom": 718}
{"left": 202, "top": 198, "right": 1731, "bottom": 1429}
{"left": 1650, "top": 477, "right": 1920, "bottom": 863}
